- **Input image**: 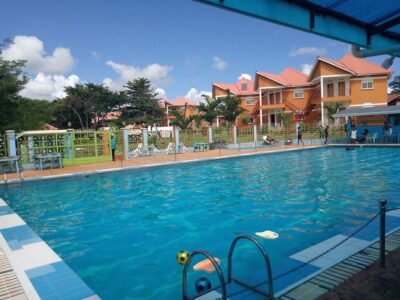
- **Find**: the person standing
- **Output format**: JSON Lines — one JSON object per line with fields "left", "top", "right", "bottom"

{"left": 111, "top": 134, "right": 116, "bottom": 161}
{"left": 383, "top": 121, "right": 389, "bottom": 143}
{"left": 324, "top": 125, "right": 329, "bottom": 144}
{"left": 351, "top": 126, "right": 357, "bottom": 143}
{"left": 297, "top": 126, "right": 304, "bottom": 145}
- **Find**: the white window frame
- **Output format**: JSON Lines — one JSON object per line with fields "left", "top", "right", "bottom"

{"left": 245, "top": 97, "right": 254, "bottom": 106}
{"left": 294, "top": 89, "right": 304, "bottom": 99}
{"left": 361, "top": 79, "right": 373, "bottom": 90}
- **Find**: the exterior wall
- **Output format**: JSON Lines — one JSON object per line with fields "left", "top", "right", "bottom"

{"left": 349, "top": 77, "right": 388, "bottom": 105}
{"left": 310, "top": 61, "right": 352, "bottom": 81}
{"left": 213, "top": 85, "right": 230, "bottom": 97}
{"left": 257, "top": 76, "right": 284, "bottom": 88}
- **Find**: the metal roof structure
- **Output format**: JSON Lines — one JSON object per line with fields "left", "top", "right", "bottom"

{"left": 195, "top": 0, "right": 400, "bottom": 60}
{"left": 333, "top": 105, "right": 400, "bottom": 117}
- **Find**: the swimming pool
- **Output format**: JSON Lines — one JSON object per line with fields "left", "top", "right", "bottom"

{"left": 1, "top": 147, "right": 399, "bottom": 299}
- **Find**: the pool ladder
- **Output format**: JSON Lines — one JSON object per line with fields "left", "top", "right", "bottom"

{"left": 182, "top": 234, "right": 274, "bottom": 300}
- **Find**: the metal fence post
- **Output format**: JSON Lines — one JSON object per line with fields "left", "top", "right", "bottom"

{"left": 175, "top": 127, "right": 180, "bottom": 154}
{"left": 122, "top": 128, "right": 129, "bottom": 160}
{"left": 233, "top": 126, "right": 237, "bottom": 145}
{"left": 208, "top": 127, "right": 213, "bottom": 145}
{"left": 380, "top": 198, "right": 387, "bottom": 268}
{"left": 6, "top": 130, "right": 16, "bottom": 157}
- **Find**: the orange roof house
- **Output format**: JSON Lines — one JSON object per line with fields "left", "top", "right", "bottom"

{"left": 212, "top": 77, "right": 258, "bottom": 126}
{"left": 252, "top": 54, "right": 394, "bottom": 127}
{"left": 162, "top": 96, "right": 199, "bottom": 126}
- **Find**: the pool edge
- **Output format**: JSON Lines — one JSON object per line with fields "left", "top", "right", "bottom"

{"left": 0, "top": 198, "right": 100, "bottom": 300}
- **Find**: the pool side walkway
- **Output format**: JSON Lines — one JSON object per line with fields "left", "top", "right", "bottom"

{"left": 0, "top": 199, "right": 99, "bottom": 300}
{"left": 0, "top": 144, "right": 319, "bottom": 184}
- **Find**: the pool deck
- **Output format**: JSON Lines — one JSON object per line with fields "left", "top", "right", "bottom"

{"left": 0, "top": 144, "right": 320, "bottom": 185}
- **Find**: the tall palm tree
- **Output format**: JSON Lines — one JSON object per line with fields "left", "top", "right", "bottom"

{"left": 170, "top": 109, "right": 195, "bottom": 130}
{"left": 198, "top": 95, "right": 221, "bottom": 126}
{"left": 219, "top": 95, "right": 246, "bottom": 125}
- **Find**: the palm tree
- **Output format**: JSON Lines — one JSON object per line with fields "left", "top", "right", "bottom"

{"left": 277, "top": 112, "right": 293, "bottom": 128}
{"left": 219, "top": 95, "right": 246, "bottom": 125}
{"left": 198, "top": 95, "right": 221, "bottom": 126}
{"left": 170, "top": 110, "right": 195, "bottom": 130}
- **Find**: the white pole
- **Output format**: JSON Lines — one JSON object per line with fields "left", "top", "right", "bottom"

{"left": 259, "top": 89, "right": 263, "bottom": 126}
{"left": 320, "top": 77, "right": 325, "bottom": 126}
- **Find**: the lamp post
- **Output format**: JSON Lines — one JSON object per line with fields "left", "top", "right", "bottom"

{"left": 167, "top": 105, "right": 170, "bottom": 127}
{"left": 67, "top": 121, "right": 72, "bottom": 129}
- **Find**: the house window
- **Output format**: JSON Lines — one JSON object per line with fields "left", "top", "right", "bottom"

{"left": 275, "top": 92, "right": 281, "bottom": 103}
{"left": 245, "top": 97, "right": 254, "bottom": 105}
{"left": 327, "top": 83, "right": 334, "bottom": 97}
{"left": 294, "top": 90, "right": 304, "bottom": 99}
{"left": 270, "top": 93, "right": 275, "bottom": 104}
{"left": 338, "top": 81, "right": 346, "bottom": 96}
{"left": 362, "top": 79, "right": 373, "bottom": 89}
{"left": 241, "top": 83, "right": 248, "bottom": 91}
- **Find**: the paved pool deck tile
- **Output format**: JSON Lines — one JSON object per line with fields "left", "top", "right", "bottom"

{"left": 0, "top": 198, "right": 99, "bottom": 300}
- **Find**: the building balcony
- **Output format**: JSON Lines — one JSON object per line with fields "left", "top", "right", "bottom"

{"left": 261, "top": 103, "right": 285, "bottom": 110}
{"left": 321, "top": 95, "right": 351, "bottom": 103}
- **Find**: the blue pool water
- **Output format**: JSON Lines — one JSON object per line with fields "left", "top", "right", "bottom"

{"left": 1, "top": 147, "right": 400, "bottom": 299}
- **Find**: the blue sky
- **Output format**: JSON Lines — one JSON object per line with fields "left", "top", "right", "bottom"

{"left": 1, "top": 0, "right": 398, "bottom": 101}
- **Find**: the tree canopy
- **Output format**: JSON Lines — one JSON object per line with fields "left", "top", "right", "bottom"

{"left": 218, "top": 95, "right": 246, "bottom": 124}
{"left": 389, "top": 75, "right": 400, "bottom": 94}
{"left": 0, "top": 41, "right": 28, "bottom": 133}
{"left": 122, "top": 78, "right": 165, "bottom": 125}
{"left": 198, "top": 95, "right": 221, "bottom": 126}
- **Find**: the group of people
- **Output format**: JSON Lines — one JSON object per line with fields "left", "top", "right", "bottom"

{"left": 296, "top": 125, "right": 329, "bottom": 145}
{"left": 350, "top": 120, "right": 394, "bottom": 144}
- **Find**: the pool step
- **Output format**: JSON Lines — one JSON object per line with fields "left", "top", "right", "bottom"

{"left": 279, "top": 229, "right": 400, "bottom": 300}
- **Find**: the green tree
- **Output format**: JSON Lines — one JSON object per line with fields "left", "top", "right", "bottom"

{"left": 277, "top": 112, "right": 293, "bottom": 128}
{"left": 389, "top": 75, "right": 400, "bottom": 94}
{"left": 8, "top": 97, "right": 53, "bottom": 131}
{"left": 52, "top": 83, "right": 123, "bottom": 129}
{"left": 170, "top": 110, "right": 195, "bottom": 130}
{"left": 325, "top": 102, "right": 343, "bottom": 123}
{"left": 219, "top": 95, "right": 246, "bottom": 124}
{"left": 0, "top": 40, "right": 28, "bottom": 133}
{"left": 122, "top": 78, "right": 165, "bottom": 124}
{"left": 198, "top": 95, "right": 221, "bottom": 126}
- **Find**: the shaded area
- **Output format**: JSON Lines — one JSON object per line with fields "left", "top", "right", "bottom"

{"left": 320, "top": 248, "right": 400, "bottom": 300}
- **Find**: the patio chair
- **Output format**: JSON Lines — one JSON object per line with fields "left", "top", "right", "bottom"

{"left": 284, "top": 136, "right": 293, "bottom": 145}
{"left": 262, "top": 135, "right": 278, "bottom": 145}
{"left": 132, "top": 144, "right": 143, "bottom": 157}
{"left": 371, "top": 132, "right": 378, "bottom": 143}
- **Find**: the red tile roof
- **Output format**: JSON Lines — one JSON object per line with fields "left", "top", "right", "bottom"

{"left": 168, "top": 96, "right": 197, "bottom": 106}
{"left": 339, "top": 54, "right": 393, "bottom": 76}
{"left": 214, "top": 77, "right": 257, "bottom": 95}
{"left": 257, "top": 67, "right": 312, "bottom": 87}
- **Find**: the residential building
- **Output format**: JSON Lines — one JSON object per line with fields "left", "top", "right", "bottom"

{"left": 160, "top": 96, "right": 199, "bottom": 126}
{"left": 213, "top": 54, "right": 393, "bottom": 127}
{"left": 212, "top": 77, "right": 258, "bottom": 126}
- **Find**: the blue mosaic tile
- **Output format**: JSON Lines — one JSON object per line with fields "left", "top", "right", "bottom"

{"left": 26, "top": 262, "right": 95, "bottom": 300}
{"left": 0, "top": 225, "right": 41, "bottom": 250}
{"left": 0, "top": 205, "right": 14, "bottom": 216}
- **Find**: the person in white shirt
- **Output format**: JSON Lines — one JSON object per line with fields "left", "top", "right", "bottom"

{"left": 351, "top": 126, "right": 357, "bottom": 143}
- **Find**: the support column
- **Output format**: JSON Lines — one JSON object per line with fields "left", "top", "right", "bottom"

{"left": 346, "top": 116, "right": 352, "bottom": 139}
{"left": 233, "top": 126, "right": 237, "bottom": 145}
{"left": 6, "top": 130, "right": 16, "bottom": 157}
{"left": 253, "top": 125, "right": 257, "bottom": 143}
{"left": 28, "top": 136, "right": 34, "bottom": 161}
{"left": 66, "top": 130, "right": 73, "bottom": 159}
{"left": 208, "top": 127, "right": 213, "bottom": 144}
{"left": 321, "top": 102, "right": 325, "bottom": 126}
{"left": 122, "top": 128, "right": 129, "bottom": 160}
{"left": 268, "top": 111, "right": 271, "bottom": 129}
{"left": 259, "top": 89, "right": 263, "bottom": 126}
{"left": 143, "top": 128, "right": 148, "bottom": 149}
{"left": 175, "top": 127, "right": 180, "bottom": 152}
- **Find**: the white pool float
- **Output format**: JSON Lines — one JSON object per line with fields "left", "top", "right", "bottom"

{"left": 255, "top": 230, "right": 279, "bottom": 239}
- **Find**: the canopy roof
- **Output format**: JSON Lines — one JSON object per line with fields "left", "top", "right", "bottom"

{"left": 196, "top": 0, "right": 400, "bottom": 57}
{"left": 333, "top": 105, "right": 400, "bottom": 117}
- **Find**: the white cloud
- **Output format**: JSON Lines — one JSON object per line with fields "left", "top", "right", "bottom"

{"left": 301, "top": 64, "right": 313, "bottom": 75}
{"left": 20, "top": 73, "right": 80, "bottom": 100}
{"left": 103, "top": 60, "right": 173, "bottom": 91}
{"left": 2, "top": 35, "right": 75, "bottom": 74}
{"left": 185, "top": 88, "right": 211, "bottom": 103}
{"left": 238, "top": 73, "right": 252, "bottom": 80}
{"left": 155, "top": 88, "right": 167, "bottom": 99}
{"left": 289, "top": 47, "right": 327, "bottom": 57}
{"left": 212, "top": 56, "right": 228, "bottom": 71}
